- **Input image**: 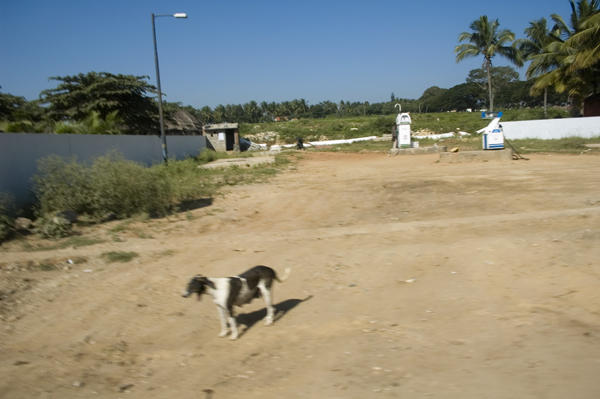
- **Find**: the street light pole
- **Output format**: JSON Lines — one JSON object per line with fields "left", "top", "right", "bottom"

{"left": 151, "top": 12, "right": 187, "bottom": 164}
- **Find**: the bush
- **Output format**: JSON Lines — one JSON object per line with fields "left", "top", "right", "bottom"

{"left": 363, "top": 115, "right": 395, "bottom": 136}
{"left": 197, "top": 149, "right": 227, "bottom": 164}
{"left": 33, "top": 152, "right": 173, "bottom": 220}
{"left": 33, "top": 155, "right": 96, "bottom": 216}
{"left": 0, "top": 193, "right": 16, "bottom": 241}
{"left": 32, "top": 151, "right": 220, "bottom": 223}
{"left": 90, "top": 153, "right": 171, "bottom": 218}
{"left": 153, "top": 157, "right": 214, "bottom": 203}
{"left": 34, "top": 215, "right": 72, "bottom": 239}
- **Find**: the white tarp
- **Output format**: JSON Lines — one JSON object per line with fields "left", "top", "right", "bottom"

{"left": 413, "top": 132, "right": 470, "bottom": 140}
{"left": 279, "top": 135, "right": 378, "bottom": 148}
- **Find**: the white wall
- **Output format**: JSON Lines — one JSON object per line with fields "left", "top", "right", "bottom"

{"left": 0, "top": 133, "right": 208, "bottom": 205}
{"left": 502, "top": 116, "right": 600, "bottom": 140}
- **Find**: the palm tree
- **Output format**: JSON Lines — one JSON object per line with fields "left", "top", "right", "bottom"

{"left": 528, "top": 0, "right": 600, "bottom": 114}
{"left": 199, "top": 106, "right": 213, "bottom": 125}
{"left": 515, "top": 18, "right": 559, "bottom": 116}
{"left": 213, "top": 105, "right": 225, "bottom": 123}
{"left": 54, "top": 111, "right": 123, "bottom": 134}
{"left": 455, "top": 15, "right": 519, "bottom": 111}
{"left": 564, "top": 0, "right": 600, "bottom": 74}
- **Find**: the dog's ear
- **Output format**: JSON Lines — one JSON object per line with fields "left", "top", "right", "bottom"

{"left": 196, "top": 276, "right": 215, "bottom": 290}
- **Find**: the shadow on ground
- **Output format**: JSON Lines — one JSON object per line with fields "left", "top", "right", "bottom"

{"left": 236, "top": 295, "right": 313, "bottom": 337}
{"left": 179, "top": 198, "right": 214, "bottom": 212}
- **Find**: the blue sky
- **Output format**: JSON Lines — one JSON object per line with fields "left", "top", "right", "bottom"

{"left": 0, "top": 0, "right": 573, "bottom": 109}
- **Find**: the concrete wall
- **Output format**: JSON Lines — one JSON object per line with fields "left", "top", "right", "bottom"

{"left": 205, "top": 130, "right": 228, "bottom": 152}
{"left": 502, "top": 116, "right": 600, "bottom": 140}
{"left": 0, "top": 133, "right": 208, "bottom": 205}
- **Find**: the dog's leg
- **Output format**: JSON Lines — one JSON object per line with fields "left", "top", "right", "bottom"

{"left": 260, "top": 283, "right": 275, "bottom": 326}
{"left": 216, "top": 306, "right": 229, "bottom": 338}
{"left": 224, "top": 307, "right": 239, "bottom": 340}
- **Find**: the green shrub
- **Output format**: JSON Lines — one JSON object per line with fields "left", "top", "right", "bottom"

{"left": 31, "top": 148, "right": 289, "bottom": 229}
{"left": 363, "top": 115, "right": 395, "bottom": 136}
{"left": 32, "top": 155, "right": 95, "bottom": 216}
{"left": 33, "top": 152, "right": 174, "bottom": 220}
{"left": 34, "top": 215, "right": 72, "bottom": 239}
{"left": 90, "top": 153, "right": 171, "bottom": 218}
{"left": 0, "top": 193, "right": 16, "bottom": 241}
{"left": 197, "top": 149, "right": 228, "bottom": 164}
{"left": 153, "top": 157, "right": 214, "bottom": 202}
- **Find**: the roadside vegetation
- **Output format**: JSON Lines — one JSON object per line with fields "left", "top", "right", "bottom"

{"left": 0, "top": 149, "right": 290, "bottom": 244}
{"left": 241, "top": 108, "right": 571, "bottom": 145}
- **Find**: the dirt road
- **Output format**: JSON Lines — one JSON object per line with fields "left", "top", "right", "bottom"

{"left": 1, "top": 152, "right": 600, "bottom": 398}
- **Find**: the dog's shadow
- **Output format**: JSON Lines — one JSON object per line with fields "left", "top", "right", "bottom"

{"left": 236, "top": 295, "right": 313, "bottom": 337}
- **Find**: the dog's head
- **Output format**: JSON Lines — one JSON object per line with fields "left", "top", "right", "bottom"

{"left": 182, "top": 275, "right": 212, "bottom": 300}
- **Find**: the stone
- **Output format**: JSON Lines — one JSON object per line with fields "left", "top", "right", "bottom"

{"left": 56, "top": 210, "right": 77, "bottom": 224}
{"left": 14, "top": 217, "right": 32, "bottom": 231}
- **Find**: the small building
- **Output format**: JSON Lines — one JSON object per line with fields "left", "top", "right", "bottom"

{"left": 203, "top": 123, "right": 240, "bottom": 152}
{"left": 584, "top": 93, "right": 600, "bottom": 117}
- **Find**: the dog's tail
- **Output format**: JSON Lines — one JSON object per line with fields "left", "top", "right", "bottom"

{"left": 276, "top": 267, "right": 291, "bottom": 283}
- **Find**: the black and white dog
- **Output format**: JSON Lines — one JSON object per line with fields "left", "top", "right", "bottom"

{"left": 182, "top": 265, "right": 291, "bottom": 340}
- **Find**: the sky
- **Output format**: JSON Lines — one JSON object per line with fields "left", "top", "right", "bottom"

{"left": 0, "top": 0, "right": 574, "bottom": 109}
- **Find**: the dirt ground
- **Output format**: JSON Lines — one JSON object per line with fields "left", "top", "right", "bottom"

{"left": 1, "top": 151, "right": 600, "bottom": 399}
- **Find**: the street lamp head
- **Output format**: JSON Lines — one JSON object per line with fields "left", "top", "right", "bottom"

{"left": 173, "top": 13, "right": 187, "bottom": 18}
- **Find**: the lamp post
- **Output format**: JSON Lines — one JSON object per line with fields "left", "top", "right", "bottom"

{"left": 151, "top": 12, "right": 187, "bottom": 164}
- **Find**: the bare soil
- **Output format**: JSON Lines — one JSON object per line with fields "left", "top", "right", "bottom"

{"left": 1, "top": 152, "right": 600, "bottom": 399}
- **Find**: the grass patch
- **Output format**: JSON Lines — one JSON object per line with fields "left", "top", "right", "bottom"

{"left": 39, "top": 261, "right": 56, "bottom": 271}
{"left": 240, "top": 108, "right": 572, "bottom": 144}
{"left": 308, "top": 136, "right": 481, "bottom": 153}
{"left": 508, "top": 136, "right": 600, "bottom": 154}
{"left": 134, "top": 229, "right": 154, "bottom": 239}
{"left": 310, "top": 140, "right": 392, "bottom": 153}
{"left": 101, "top": 251, "right": 139, "bottom": 263}
{"left": 23, "top": 236, "right": 105, "bottom": 252}
{"left": 156, "top": 249, "right": 176, "bottom": 257}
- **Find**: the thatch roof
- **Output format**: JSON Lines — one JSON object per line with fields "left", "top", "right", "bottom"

{"left": 164, "top": 110, "right": 203, "bottom": 135}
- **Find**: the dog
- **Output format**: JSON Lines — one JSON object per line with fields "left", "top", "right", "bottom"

{"left": 182, "top": 265, "right": 291, "bottom": 340}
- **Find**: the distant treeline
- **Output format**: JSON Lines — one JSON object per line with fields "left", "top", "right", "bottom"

{"left": 1, "top": 67, "right": 568, "bottom": 134}
{"left": 165, "top": 66, "right": 568, "bottom": 124}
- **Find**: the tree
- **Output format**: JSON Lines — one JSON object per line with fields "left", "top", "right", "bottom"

{"left": 198, "top": 106, "right": 213, "bottom": 124}
{"left": 455, "top": 16, "right": 520, "bottom": 111}
{"left": 466, "top": 66, "right": 520, "bottom": 100}
{"left": 527, "top": 1, "right": 600, "bottom": 114}
{"left": 495, "top": 80, "right": 535, "bottom": 108}
{"left": 243, "top": 101, "right": 261, "bottom": 123}
{"left": 0, "top": 92, "right": 27, "bottom": 121}
{"left": 433, "top": 83, "right": 484, "bottom": 112}
{"left": 418, "top": 86, "right": 447, "bottom": 112}
{"left": 0, "top": 91, "right": 51, "bottom": 132}
{"left": 515, "top": 18, "right": 558, "bottom": 115}
{"left": 40, "top": 72, "right": 158, "bottom": 135}
{"left": 567, "top": 7, "right": 600, "bottom": 70}
{"left": 54, "top": 111, "right": 123, "bottom": 134}
{"left": 213, "top": 104, "right": 226, "bottom": 123}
